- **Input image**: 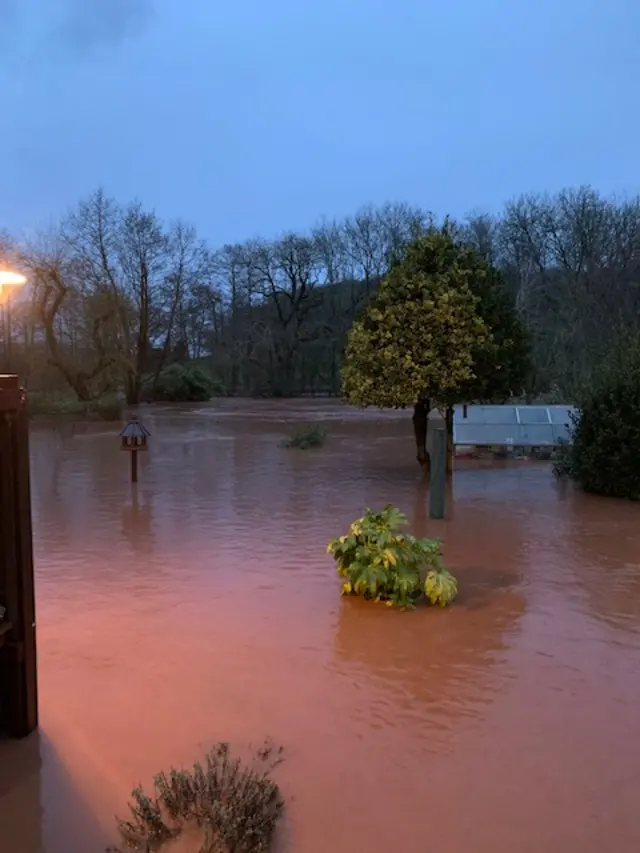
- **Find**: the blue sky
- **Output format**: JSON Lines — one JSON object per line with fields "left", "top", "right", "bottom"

{"left": 1, "top": 0, "right": 638, "bottom": 245}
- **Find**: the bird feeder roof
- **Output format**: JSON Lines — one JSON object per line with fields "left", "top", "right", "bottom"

{"left": 119, "top": 417, "right": 151, "bottom": 439}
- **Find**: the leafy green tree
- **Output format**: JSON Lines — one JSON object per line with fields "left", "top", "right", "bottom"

{"left": 554, "top": 337, "right": 640, "bottom": 499}
{"left": 439, "top": 249, "right": 532, "bottom": 469}
{"left": 340, "top": 229, "right": 489, "bottom": 473}
{"left": 455, "top": 266, "right": 530, "bottom": 401}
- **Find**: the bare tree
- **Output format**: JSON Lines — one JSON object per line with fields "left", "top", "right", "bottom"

{"left": 23, "top": 230, "right": 117, "bottom": 399}
{"left": 499, "top": 186, "right": 640, "bottom": 394}
{"left": 150, "top": 221, "right": 214, "bottom": 389}
{"left": 62, "top": 190, "right": 175, "bottom": 402}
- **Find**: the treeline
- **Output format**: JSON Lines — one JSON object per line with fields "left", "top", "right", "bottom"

{"left": 1, "top": 186, "right": 639, "bottom": 402}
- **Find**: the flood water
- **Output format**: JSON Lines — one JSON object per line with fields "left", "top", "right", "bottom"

{"left": 2, "top": 399, "right": 640, "bottom": 853}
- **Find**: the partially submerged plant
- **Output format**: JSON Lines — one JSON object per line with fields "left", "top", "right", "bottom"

{"left": 424, "top": 567, "right": 458, "bottom": 607}
{"left": 283, "top": 423, "right": 327, "bottom": 450}
{"left": 327, "top": 504, "right": 458, "bottom": 608}
{"left": 109, "top": 740, "right": 284, "bottom": 853}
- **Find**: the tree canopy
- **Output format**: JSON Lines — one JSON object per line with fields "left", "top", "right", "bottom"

{"left": 340, "top": 228, "right": 531, "bottom": 410}
{"left": 439, "top": 244, "right": 531, "bottom": 406}
{"left": 339, "top": 227, "right": 532, "bottom": 472}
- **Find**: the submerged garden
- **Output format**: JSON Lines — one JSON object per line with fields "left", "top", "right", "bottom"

{"left": 4, "top": 191, "right": 640, "bottom": 853}
{"left": 40, "top": 217, "right": 640, "bottom": 853}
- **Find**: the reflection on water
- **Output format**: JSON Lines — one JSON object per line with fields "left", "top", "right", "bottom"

{"left": 0, "top": 732, "right": 108, "bottom": 853}
{"left": 2, "top": 399, "right": 640, "bottom": 853}
{"left": 334, "top": 576, "right": 527, "bottom": 735}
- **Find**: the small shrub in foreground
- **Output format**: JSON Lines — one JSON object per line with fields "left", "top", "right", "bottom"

{"left": 283, "top": 423, "right": 327, "bottom": 449}
{"left": 327, "top": 505, "right": 458, "bottom": 608}
{"left": 109, "top": 741, "right": 284, "bottom": 853}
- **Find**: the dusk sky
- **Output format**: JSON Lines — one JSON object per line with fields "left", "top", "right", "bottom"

{"left": 1, "top": 0, "right": 638, "bottom": 245}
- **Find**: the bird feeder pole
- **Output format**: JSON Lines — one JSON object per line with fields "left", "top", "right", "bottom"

{"left": 119, "top": 415, "right": 151, "bottom": 484}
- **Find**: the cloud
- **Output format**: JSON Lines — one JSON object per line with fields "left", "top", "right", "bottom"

{"left": 0, "top": 0, "right": 154, "bottom": 56}
{"left": 0, "top": 0, "right": 18, "bottom": 25}
{"left": 55, "top": 0, "right": 154, "bottom": 52}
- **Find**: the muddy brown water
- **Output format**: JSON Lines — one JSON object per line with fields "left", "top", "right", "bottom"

{"left": 1, "top": 399, "right": 640, "bottom": 853}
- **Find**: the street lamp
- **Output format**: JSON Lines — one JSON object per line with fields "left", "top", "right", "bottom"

{"left": 0, "top": 270, "right": 27, "bottom": 297}
{"left": 0, "top": 271, "right": 27, "bottom": 371}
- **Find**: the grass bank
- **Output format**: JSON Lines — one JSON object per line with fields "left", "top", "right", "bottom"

{"left": 27, "top": 392, "right": 124, "bottom": 421}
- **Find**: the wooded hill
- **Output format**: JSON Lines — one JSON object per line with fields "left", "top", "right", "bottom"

{"left": 1, "top": 186, "right": 638, "bottom": 403}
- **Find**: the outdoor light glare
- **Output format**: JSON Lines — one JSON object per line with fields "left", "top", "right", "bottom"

{"left": 0, "top": 271, "right": 27, "bottom": 287}
{"left": 0, "top": 271, "right": 26, "bottom": 301}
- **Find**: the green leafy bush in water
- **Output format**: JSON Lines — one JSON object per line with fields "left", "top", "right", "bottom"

{"left": 150, "top": 364, "right": 222, "bottom": 403}
{"left": 327, "top": 505, "right": 458, "bottom": 608}
{"left": 553, "top": 337, "right": 640, "bottom": 499}
{"left": 283, "top": 423, "right": 327, "bottom": 449}
{"left": 109, "top": 741, "right": 284, "bottom": 853}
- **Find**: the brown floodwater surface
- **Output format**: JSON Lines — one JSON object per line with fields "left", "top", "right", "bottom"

{"left": 2, "top": 399, "right": 640, "bottom": 853}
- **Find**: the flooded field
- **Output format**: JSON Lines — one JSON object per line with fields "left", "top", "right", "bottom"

{"left": 2, "top": 399, "right": 640, "bottom": 853}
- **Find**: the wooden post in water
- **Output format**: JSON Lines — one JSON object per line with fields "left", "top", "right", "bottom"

{"left": 131, "top": 449, "right": 138, "bottom": 484}
{"left": 0, "top": 375, "right": 39, "bottom": 738}
{"left": 429, "top": 427, "right": 447, "bottom": 520}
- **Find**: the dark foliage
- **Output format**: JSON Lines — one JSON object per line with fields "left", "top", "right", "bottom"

{"left": 147, "top": 364, "right": 222, "bottom": 403}
{"left": 456, "top": 262, "right": 532, "bottom": 403}
{"left": 553, "top": 338, "right": 640, "bottom": 499}
{"left": 283, "top": 424, "right": 327, "bottom": 449}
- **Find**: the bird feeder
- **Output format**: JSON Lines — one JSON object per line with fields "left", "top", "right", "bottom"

{"left": 119, "top": 415, "right": 150, "bottom": 483}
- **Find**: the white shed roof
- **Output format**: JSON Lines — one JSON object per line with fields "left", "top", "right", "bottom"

{"left": 453, "top": 405, "right": 575, "bottom": 446}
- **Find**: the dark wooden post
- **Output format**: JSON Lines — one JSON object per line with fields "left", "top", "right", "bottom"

{"left": 0, "top": 375, "right": 38, "bottom": 737}
{"left": 429, "top": 427, "right": 447, "bottom": 519}
{"left": 131, "top": 450, "right": 138, "bottom": 484}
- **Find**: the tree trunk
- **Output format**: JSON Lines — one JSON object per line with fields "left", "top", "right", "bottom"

{"left": 42, "top": 315, "right": 92, "bottom": 400}
{"left": 125, "top": 373, "right": 138, "bottom": 406}
{"left": 445, "top": 405, "right": 454, "bottom": 474}
{"left": 412, "top": 399, "right": 431, "bottom": 476}
{"left": 152, "top": 284, "right": 181, "bottom": 393}
{"left": 38, "top": 274, "right": 111, "bottom": 403}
